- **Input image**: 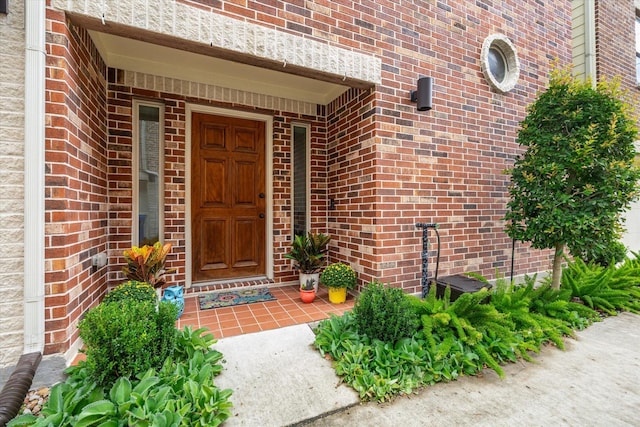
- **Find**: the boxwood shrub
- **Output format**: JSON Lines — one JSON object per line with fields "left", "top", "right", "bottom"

{"left": 78, "top": 298, "right": 178, "bottom": 386}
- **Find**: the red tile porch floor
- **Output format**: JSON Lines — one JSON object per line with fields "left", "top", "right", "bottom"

{"left": 176, "top": 285, "right": 355, "bottom": 339}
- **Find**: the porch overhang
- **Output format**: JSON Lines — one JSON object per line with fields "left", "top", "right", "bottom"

{"left": 53, "top": 0, "right": 382, "bottom": 105}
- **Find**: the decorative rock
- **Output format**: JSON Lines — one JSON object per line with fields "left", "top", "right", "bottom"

{"left": 21, "top": 387, "right": 50, "bottom": 416}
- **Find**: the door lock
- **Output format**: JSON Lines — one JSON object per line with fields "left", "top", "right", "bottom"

{"left": 259, "top": 213, "right": 265, "bottom": 219}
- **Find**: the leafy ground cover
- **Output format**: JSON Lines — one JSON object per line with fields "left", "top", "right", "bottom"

{"left": 314, "top": 255, "right": 640, "bottom": 402}
{"left": 9, "top": 284, "right": 233, "bottom": 427}
{"left": 9, "top": 327, "right": 232, "bottom": 427}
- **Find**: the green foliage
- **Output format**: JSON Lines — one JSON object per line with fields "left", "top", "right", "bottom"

{"left": 284, "top": 232, "right": 331, "bottom": 273}
{"left": 122, "top": 242, "right": 175, "bottom": 288}
{"left": 410, "top": 287, "right": 513, "bottom": 378}
{"left": 572, "top": 238, "right": 628, "bottom": 268}
{"left": 8, "top": 327, "right": 232, "bottom": 427}
{"left": 561, "top": 256, "right": 640, "bottom": 315}
{"left": 352, "top": 281, "right": 419, "bottom": 343}
{"left": 102, "top": 280, "right": 157, "bottom": 305}
{"left": 314, "top": 313, "right": 481, "bottom": 402}
{"left": 505, "top": 67, "right": 640, "bottom": 287}
{"left": 320, "top": 262, "right": 357, "bottom": 290}
{"left": 490, "top": 276, "right": 596, "bottom": 354}
{"left": 78, "top": 299, "right": 178, "bottom": 386}
{"left": 317, "top": 256, "right": 640, "bottom": 402}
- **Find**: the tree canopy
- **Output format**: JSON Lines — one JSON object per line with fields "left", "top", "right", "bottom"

{"left": 505, "top": 68, "right": 640, "bottom": 288}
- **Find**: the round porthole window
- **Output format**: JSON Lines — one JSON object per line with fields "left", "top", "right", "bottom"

{"left": 481, "top": 34, "right": 519, "bottom": 93}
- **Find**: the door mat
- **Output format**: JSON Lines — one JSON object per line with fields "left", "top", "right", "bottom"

{"left": 198, "top": 287, "right": 276, "bottom": 310}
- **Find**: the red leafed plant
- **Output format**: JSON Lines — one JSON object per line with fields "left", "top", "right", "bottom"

{"left": 122, "top": 242, "right": 175, "bottom": 288}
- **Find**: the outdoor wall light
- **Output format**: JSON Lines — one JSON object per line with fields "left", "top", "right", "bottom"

{"left": 410, "top": 77, "right": 433, "bottom": 111}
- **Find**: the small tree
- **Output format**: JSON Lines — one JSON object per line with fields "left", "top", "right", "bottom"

{"left": 505, "top": 67, "right": 640, "bottom": 288}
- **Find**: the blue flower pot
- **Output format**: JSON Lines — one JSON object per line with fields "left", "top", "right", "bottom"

{"left": 161, "top": 285, "right": 185, "bottom": 319}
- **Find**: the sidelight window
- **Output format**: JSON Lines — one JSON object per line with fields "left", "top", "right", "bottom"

{"left": 133, "top": 101, "right": 164, "bottom": 246}
{"left": 292, "top": 123, "right": 310, "bottom": 238}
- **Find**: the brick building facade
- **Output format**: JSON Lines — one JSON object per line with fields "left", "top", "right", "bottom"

{"left": 0, "top": 0, "right": 637, "bottom": 367}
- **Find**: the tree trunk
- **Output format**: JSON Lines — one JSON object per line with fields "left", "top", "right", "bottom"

{"left": 551, "top": 242, "right": 565, "bottom": 289}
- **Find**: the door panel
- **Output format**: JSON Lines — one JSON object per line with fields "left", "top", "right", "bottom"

{"left": 200, "top": 219, "right": 227, "bottom": 271}
{"left": 192, "top": 112, "right": 266, "bottom": 282}
{"left": 235, "top": 161, "right": 257, "bottom": 205}
{"left": 202, "top": 158, "right": 226, "bottom": 205}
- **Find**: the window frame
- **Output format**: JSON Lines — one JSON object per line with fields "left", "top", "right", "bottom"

{"left": 291, "top": 122, "right": 311, "bottom": 238}
{"left": 635, "top": 12, "right": 640, "bottom": 83}
{"left": 480, "top": 34, "right": 520, "bottom": 93}
{"left": 132, "top": 99, "right": 165, "bottom": 246}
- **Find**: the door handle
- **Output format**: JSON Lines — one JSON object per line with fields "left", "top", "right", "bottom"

{"left": 259, "top": 213, "right": 265, "bottom": 219}
{"left": 259, "top": 193, "right": 265, "bottom": 198}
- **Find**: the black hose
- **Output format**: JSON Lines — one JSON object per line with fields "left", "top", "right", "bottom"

{"left": 0, "top": 352, "right": 42, "bottom": 427}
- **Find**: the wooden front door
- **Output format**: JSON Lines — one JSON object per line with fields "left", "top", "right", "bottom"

{"left": 191, "top": 112, "right": 266, "bottom": 282}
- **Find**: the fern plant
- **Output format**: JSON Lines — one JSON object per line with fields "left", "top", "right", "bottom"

{"left": 410, "top": 286, "right": 516, "bottom": 378}
{"left": 561, "top": 256, "right": 640, "bottom": 314}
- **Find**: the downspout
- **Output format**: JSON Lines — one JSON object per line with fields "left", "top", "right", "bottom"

{"left": 23, "top": 0, "right": 46, "bottom": 354}
{"left": 584, "top": 0, "right": 597, "bottom": 86}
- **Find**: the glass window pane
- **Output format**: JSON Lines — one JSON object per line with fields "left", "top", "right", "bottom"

{"left": 292, "top": 125, "right": 308, "bottom": 237}
{"left": 138, "top": 105, "right": 161, "bottom": 245}
{"left": 488, "top": 47, "right": 507, "bottom": 83}
{"left": 636, "top": 17, "right": 640, "bottom": 82}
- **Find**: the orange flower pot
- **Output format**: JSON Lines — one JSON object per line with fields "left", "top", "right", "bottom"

{"left": 300, "top": 289, "right": 316, "bottom": 303}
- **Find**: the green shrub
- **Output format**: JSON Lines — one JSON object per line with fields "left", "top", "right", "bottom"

{"left": 352, "top": 281, "right": 419, "bottom": 343}
{"left": 78, "top": 299, "right": 178, "bottom": 386}
{"left": 315, "top": 255, "right": 640, "bottom": 403}
{"left": 573, "top": 239, "right": 628, "bottom": 267}
{"left": 102, "top": 280, "right": 157, "bottom": 305}
{"left": 320, "top": 262, "right": 357, "bottom": 290}
{"left": 9, "top": 327, "right": 233, "bottom": 427}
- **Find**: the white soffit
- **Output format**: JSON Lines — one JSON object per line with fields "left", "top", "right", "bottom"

{"left": 90, "top": 31, "right": 349, "bottom": 105}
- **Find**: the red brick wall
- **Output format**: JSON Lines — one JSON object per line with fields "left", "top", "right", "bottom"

{"left": 595, "top": 0, "right": 637, "bottom": 88}
{"left": 106, "top": 72, "right": 327, "bottom": 291}
{"left": 45, "top": 11, "right": 108, "bottom": 354}
{"left": 317, "top": 1, "right": 572, "bottom": 290}
{"left": 44, "top": 0, "right": 575, "bottom": 354}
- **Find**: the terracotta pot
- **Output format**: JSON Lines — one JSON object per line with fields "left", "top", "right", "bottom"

{"left": 328, "top": 287, "right": 347, "bottom": 304}
{"left": 300, "top": 289, "right": 316, "bottom": 303}
{"left": 299, "top": 272, "right": 320, "bottom": 293}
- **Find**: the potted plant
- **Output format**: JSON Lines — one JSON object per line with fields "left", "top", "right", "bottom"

{"left": 299, "top": 277, "right": 316, "bottom": 303}
{"left": 284, "top": 232, "right": 331, "bottom": 292}
{"left": 321, "top": 262, "right": 357, "bottom": 304}
{"left": 122, "top": 242, "right": 183, "bottom": 318}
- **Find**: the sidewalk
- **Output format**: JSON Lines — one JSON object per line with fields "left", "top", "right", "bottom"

{"left": 214, "top": 312, "right": 640, "bottom": 427}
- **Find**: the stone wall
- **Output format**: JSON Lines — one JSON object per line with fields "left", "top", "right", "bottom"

{"left": 0, "top": 0, "right": 25, "bottom": 367}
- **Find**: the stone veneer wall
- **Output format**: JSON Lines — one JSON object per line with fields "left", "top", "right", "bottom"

{"left": 0, "top": 0, "right": 26, "bottom": 367}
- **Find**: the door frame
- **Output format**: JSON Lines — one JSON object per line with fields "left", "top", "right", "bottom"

{"left": 185, "top": 104, "right": 274, "bottom": 288}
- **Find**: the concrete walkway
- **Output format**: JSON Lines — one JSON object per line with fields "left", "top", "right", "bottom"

{"left": 214, "top": 312, "right": 640, "bottom": 427}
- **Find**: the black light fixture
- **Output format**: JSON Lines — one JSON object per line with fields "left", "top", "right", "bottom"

{"left": 0, "top": 0, "right": 7, "bottom": 14}
{"left": 410, "top": 76, "right": 434, "bottom": 111}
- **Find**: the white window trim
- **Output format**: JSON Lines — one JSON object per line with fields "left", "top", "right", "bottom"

{"left": 480, "top": 34, "right": 520, "bottom": 93}
{"left": 132, "top": 100, "right": 165, "bottom": 246}
{"left": 291, "top": 122, "right": 311, "bottom": 237}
